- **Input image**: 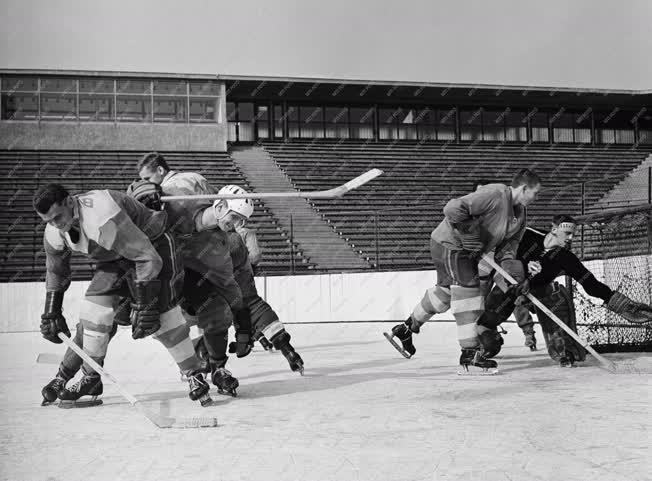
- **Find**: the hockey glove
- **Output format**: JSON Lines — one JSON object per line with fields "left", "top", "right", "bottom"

{"left": 113, "top": 296, "right": 132, "bottom": 326}
{"left": 40, "top": 291, "right": 71, "bottom": 344}
{"left": 130, "top": 279, "right": 162, "bottom": 339}
{"left": 606, "top": 291, "right": 652, "bottom": 324}
{"left": 229, "top": 330, "right": 253, "bottom": 358}
{"left": 126, "top": 180, "right": 163, "bottom": 211}
{"left": 507, "top": 279, "right": 530, "bottom": 299}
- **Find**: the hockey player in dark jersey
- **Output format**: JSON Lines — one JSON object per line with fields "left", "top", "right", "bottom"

{"left": 216, "top": 185, "right": 304, "bottom": 375}
{"left": 477, "top": 214, "right": 652, "bottom": 366}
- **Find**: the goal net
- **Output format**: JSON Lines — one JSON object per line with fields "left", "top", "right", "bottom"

{"left": 571, "top": 204, "right": 652, "bottom": 352}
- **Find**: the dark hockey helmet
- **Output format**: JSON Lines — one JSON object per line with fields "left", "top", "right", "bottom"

{"left": 126, "top": 179, "right": 163, "bottom": 211}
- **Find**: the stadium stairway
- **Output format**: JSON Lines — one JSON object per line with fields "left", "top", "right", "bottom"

{"left": 229, "top": 146, "right": 369, "bottom": 270}
{"left": 595, "top": 154, "right": 652, "bottom": 210}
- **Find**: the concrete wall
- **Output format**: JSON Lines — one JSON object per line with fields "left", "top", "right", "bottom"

{"left": 0, "top": 121, "right": 227, "bottom": 151}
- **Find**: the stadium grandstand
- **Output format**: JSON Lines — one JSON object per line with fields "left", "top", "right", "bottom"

{"left": 1, "top": 70, "right": 651, "bottom": 279}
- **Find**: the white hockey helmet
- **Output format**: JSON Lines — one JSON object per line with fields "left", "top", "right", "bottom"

{"left": 217, "top": 184, "right": 254, "bottom": 219}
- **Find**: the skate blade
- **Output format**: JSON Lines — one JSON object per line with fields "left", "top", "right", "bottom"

{"left": 41, "top": 399, "right": 58, "bottom": 406}
{"left": 383, "top": 332, "right": 412, "bottom": 359}
{"left": 58, "top": 397, "right": 103, "bottom": 409}
{"left": 199, "top": 394, "right": 214, "bottom": 407}
{"left": 457, "top": 367, "right": 500, "bottom": 376}
{"left": 216, "top": 388, "right": 237, "bottom": 398}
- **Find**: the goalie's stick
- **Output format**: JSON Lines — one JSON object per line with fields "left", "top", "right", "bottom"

{"left": 160, "top": 168, "right": 383, "bottom": 201}
{"left": 482, "top": 255, "right": 634, "bottom": 374}
{"left": 57, "top": 333, "right": 218, "bottom": 428}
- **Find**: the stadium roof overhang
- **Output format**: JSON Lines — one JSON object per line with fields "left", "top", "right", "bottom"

{"left": 220, "top": 75, "right": 652, "bottom": 109}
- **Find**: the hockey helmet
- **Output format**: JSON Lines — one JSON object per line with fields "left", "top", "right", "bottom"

{"left": 216, "top": 184, "right": 254, "bottom": 219}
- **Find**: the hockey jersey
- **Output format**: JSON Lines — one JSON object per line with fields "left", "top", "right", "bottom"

{"left": 518, "top": 227, "right": 613, "bottom": 302}
{"left": 160, "top": 170, "right": 236, "bottom": 288}
{"left": 44, "top": 190, "right": 168, "bottom": 291}
{"left": 431, "top": 183, "right": 526, "bottom": 262}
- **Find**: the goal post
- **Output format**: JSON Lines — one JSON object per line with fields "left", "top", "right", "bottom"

{"left": 570, "top": 203, "right": 652, "bottom": 353}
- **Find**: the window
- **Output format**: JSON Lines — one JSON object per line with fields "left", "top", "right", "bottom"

{"left": 324, "top": 106, "right": 349, "bottom": 139}
{"left": 40, "top": 78, "right": 77, "bottom": 121}
{"left": 483, "top": 109, "right": 505, "bottom": 141}
{"left": 530, "top": 110, "right": 549, "bottom": 143}
{"left": 551, "top": 111, "right": 574, "bottom": 143}
{"left": 438, "top": 107, "right": 456, "bottom": 140}
{"left": 116, "top": 79, "right": 151, "bottom": 122}
{"left": 300, "top": 106, "right": 324, "bottom": 138}
{"left": 1, "top": 91, "right": 38, "bottom": 120}
{"left": 504, "top": 110, "right": 527, "bottom": 142}
{"left": 459, "top": 108, "right": 483, "bottom": 141}
{"left": 378, "top": 107, "right": 398, "bottom": 140}
{"left": 595, "top": 110, "right": 636, "bottom": 145}
{"left": 226, "top": 102, "right": 255, "bottom": 141}
{"left": 273, "top": 104, "right": 284, "bottom": 138}
{"left": 287, "top": 105, "right": 300, "bottom": 138}
{"left": 415, "top": 107, "right": 436, "bottom": 141}
{"left": 397, "top": 108, "right": 417, "bottom": 140}
{"left": 153, "top": 80, "right": 187, "bottom": 122}
{"left": 79, "top": 79, "right": 113, "bottom": 121}
{"left": 256, "top": 105, "right": 269, "bottom": 139}
{"left": 349, "top": 107, "right": 374, "bottom": 139}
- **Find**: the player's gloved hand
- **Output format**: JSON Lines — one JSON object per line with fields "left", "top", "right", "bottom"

{"left": 130, "top": 279, "right": 162, "bottom": 339}
{"left": 126, "top": 180, "right": 163, "bottom": 211}
{"left": 507, "top": 279, "right": 530, "bottom": 299}
{"left": 606, "top": 291, "right": 652, "bottom": 324}
{"left": 40, "top": 291, "right": 71, "bottom": 344}
{"left": 229, "top": 330, "right": 253, "bottom": 358}
{"left": 113, "top": 296, "right": 132, "bottom": 326}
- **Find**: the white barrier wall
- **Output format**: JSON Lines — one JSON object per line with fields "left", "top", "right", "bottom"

{"left": 2, "top": 256, "right": 629, "bottom": 333}
{"left": 0, "top": 270, "right": 449, "bottom": 332}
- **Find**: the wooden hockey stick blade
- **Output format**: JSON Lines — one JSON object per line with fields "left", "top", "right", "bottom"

{"left": 160, "top": 168, "right": 383, "bottom": 201}
{"left": 36, "top": 352, "right": 60, "bottom": 364}
{"left": 57, "top": 333, "right": 218, "bottom": 428}
{"left": 481, "top": 255, "right": 627, "bottom": 373}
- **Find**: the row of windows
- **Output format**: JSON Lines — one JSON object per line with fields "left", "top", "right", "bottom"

{"left": 0, "top": 76, "right": 220, "bottom": 123}
{"left": 227, "top": 102, "right": 652, "bottom": 144}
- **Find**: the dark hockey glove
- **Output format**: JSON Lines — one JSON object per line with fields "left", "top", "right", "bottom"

{"left": 113, "top": 296, "right": 132, "bottom": 326}
{"left": 606, "top": 291, "right": 652, "bottom": 324}
{"left": 130, "top": 279, "right": 162, "bottom": 339}
{"left": 507, "top": 279, "right": 530, "bottom": 300}
{"left": 126, "top": 180, "right": 163, "bottom": 211}
{"left": 40, "top": 291, "right": 71, "bottom": 344}
{"left": 229, "top": 330, "right": 253, "bottom": 358}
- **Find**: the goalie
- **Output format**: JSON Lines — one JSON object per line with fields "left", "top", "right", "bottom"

{"left": 477, "top": 214, "right": 652, "bottom": 367}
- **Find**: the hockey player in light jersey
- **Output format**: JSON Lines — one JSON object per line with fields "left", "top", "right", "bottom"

{"left": 137, "top": 153, "right": 253, "bottom": 396}
{"left": 217, "top": 185, "right": 304, "bottom": 374}
{"left": 477, "top": 214, "right": 652, "bottom": 366}
{"left": 387, "top": 169, "right": 542, "bottom": 374}
{"left": 35, "top": 183, "right": 211, "bottom": 407}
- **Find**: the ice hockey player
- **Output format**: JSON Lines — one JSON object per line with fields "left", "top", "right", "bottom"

{"left": 386, "top": 169, "right": 542, "bottom": 374}
{"left": 473, "top": 179, "right": 538, "bottom": 350}
{"left": 218, "top": 185, "right": 304, "bottom": 374}
{"left": 477, "top": 214, "right": 652, "bottom": 367}
{"left": 136, "top": 153, "right": 253, "bottom": 396}
{"left": 34, "top": 183, "right": 211, "bottom": 407}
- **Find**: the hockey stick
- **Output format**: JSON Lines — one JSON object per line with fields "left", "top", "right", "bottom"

{"left": 482, "top": 255, "right": 636, "bottom": 374}
{"left": 160, "top": 168, "right": 383, "bottom": 201}
{"left": 57, "top": 333, "right": 218, "bottom": 428}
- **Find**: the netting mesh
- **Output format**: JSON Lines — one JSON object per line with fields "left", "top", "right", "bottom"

{"left": 572, "top": 205, "right": 652, "bottom": 352}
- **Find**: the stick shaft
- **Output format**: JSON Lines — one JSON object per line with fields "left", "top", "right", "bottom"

{"left": 482, "top": 255, "right": 615, "bottom": 371}
{"left": 160, "top": 168, "right": 382, "bottom": 201}
{"left": 57, "top": 332, "right": 140, "bottom": 405}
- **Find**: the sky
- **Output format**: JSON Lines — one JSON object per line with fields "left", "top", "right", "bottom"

{"left": 1, "top": 0, "right": 650, "bottom": 90}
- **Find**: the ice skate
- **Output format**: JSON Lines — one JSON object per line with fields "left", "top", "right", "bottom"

{"left": 41, "top": 376, "right": 66, "bottom": 406}
{"left": 384, "top": 323, "right": 416, "bottom": 359}
{"left": 457, "top": 348, "right": 499, "bottom": 376}
{"left": 524, "top": 331, "right": 537, "bottom": 351}
{"left": 558, "top": 352, "right": 576, "bottom": 368}
{"left": 187, "top": 372, "right": 213, "bottom": 406}
{"left": 211, "top": 367, "right": 239, "bottom": 397}
{"left": 280, "top": 346, "right": 304, "bottom": 375}
{"left": 58, "top": 375, "right": 104, "bottom": 408}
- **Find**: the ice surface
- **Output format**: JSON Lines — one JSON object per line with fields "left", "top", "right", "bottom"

{"left": 1, "top": 322, "right": 650, "bottom": 481}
